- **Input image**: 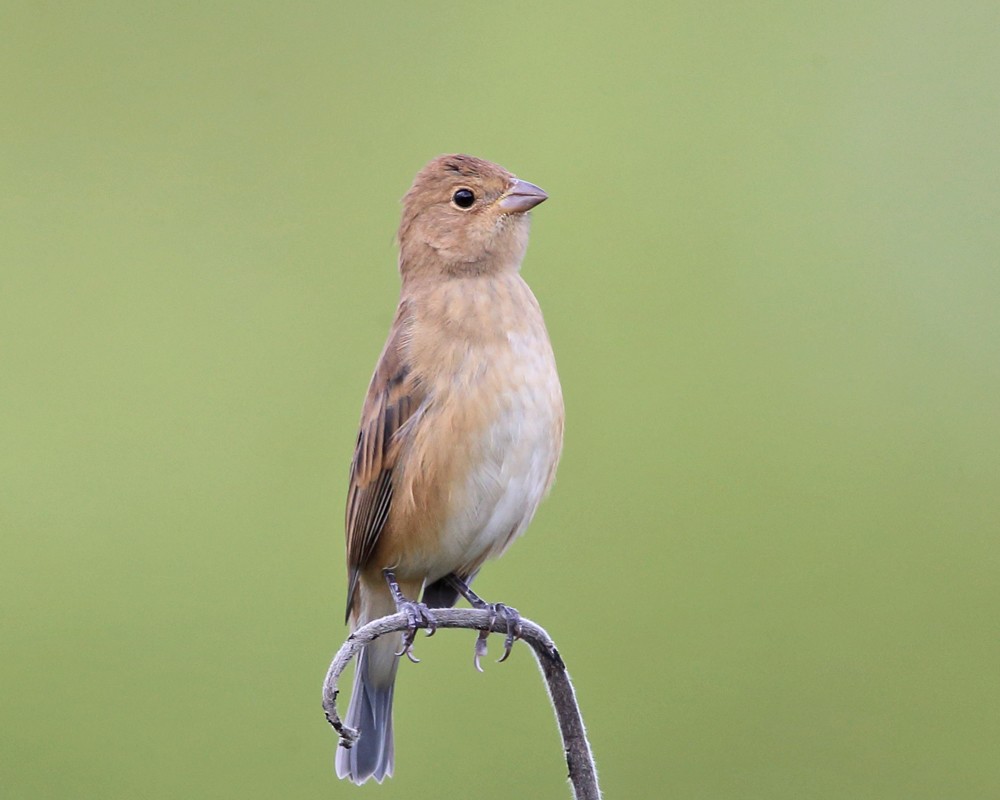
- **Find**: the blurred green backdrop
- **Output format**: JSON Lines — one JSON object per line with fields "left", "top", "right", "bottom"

{"left": 3, "top": 3, "right": 999, "bottom": 798}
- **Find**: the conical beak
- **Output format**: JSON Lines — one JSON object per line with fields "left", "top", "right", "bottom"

{"left": 498, "top": 179, "right": 548, "bottom": 213}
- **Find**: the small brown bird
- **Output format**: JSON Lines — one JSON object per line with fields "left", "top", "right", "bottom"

{"left": 335, "top": 155, "right": 564, "bottom": 783}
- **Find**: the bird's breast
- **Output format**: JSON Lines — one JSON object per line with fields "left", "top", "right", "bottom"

{"left": 386, "top": 276, "right": 564, "bottom": 581}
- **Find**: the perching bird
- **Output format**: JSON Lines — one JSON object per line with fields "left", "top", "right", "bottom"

{"left": 335, "top": 154, "right": 564, "bottom": 784}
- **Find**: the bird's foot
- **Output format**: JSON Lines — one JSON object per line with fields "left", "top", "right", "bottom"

{"left": 473, "top": 602, "right": 522, "bottom": 672}
{"left": 395, "top": 600, "right": 437, "bottom": 662}
{"left": 441, "top": 575, "right": 522, "bottom": 670}
{"left": 383, "top": 569, "right": 437, "bottom": 662}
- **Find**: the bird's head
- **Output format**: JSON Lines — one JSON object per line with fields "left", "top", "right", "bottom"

{"left": 397, "top": 154, "right": 547, "bottom": 279}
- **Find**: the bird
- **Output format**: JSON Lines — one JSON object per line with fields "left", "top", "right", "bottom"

{"left": 335, "top": 154, "right": 564, "bottom": 784}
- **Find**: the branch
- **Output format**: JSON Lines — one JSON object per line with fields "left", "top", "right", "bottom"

{"left": 322, "top": 608, "right": 601, "bottom": 800}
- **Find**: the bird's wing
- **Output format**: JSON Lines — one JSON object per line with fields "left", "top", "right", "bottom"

{"left": 344, "top": 303, "right": 423, "bottom": 620}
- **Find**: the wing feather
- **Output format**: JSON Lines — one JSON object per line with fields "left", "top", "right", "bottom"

{"left": 344, "top": 304, "right": 421, "bottom": 620}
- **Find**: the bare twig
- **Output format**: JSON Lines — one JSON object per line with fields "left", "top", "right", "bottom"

{"left": 322, "top": 608, "right": 601, "bottom": 800}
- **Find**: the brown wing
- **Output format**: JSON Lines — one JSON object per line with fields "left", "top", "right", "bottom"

{"left": 344, "top": 302, "right": 422, "bottom": 621}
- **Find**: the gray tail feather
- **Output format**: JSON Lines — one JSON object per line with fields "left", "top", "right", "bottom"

{"left": 335, "top": 647, "right": 397, "bottom": 784}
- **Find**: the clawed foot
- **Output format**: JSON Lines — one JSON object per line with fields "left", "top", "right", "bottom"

{"left": 473, "top": 602, "right": 522, "bottom": 672}
{"left": 441, "top": 575, "right": 523, "bottom": 671}
{"left": 395, "top": 599, "right": 437, "bottom": 662}
{"left": 383, "top": 569, "right": 437, "bottom": 663}
{"left": 383, "top": 570, "right": 523, "bottom": 668}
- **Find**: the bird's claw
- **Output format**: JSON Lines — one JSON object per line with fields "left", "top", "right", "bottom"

{"left": 471, "top": 602, "right": 522, "bottom": 669}
{"left": 394, "top": 600, "right": 437, "bottom": 660}
{"left": 494, "top": 603, "right": 522, "bottom": 663}
{"left": 473, "top": 629, "right": 489, "bottom": 673}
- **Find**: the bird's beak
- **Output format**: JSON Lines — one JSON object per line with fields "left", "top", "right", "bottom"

{"left": 498, "top": 179, "right": 548, "bottom": 213}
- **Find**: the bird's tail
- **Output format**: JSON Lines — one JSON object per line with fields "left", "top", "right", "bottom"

{"left": 335, "top": 591, "right": 401, "bottom": 784}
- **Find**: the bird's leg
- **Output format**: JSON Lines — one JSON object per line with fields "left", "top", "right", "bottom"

{"left": 383, "top": 569, "right": 437, "bottom": 663}
{"left": 443, "top": 574, "right": 522, "bottom": 671}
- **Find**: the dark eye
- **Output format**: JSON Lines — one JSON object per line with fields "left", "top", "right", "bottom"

{"left": 452, "top": 188, "right": 475, "bottom": 209}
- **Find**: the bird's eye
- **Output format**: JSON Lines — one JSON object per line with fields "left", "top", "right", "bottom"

{"left": 452, "top": 188, "right": 475, "bottom": 209}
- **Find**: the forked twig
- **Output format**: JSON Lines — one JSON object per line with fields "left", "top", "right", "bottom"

{"left": 322, "top": 608, "right": 601, "bottom": 800}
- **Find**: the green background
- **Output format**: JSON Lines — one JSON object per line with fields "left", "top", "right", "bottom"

{"left": 3, "top": 3, "right": 998, "bottom": 798}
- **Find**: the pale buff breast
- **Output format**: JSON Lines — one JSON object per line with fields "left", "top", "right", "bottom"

{"left": 379, "top": 274, "right": 564, "bottom": 583}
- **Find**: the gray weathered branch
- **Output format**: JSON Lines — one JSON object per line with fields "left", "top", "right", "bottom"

{"left": 322, "top": 608, "right": 601, "bottom": 800}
